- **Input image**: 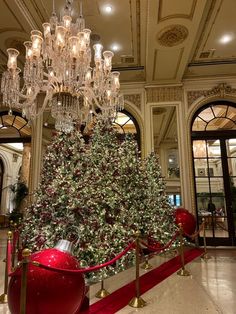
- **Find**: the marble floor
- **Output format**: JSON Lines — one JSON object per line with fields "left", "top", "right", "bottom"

{"left": 0, "top": 229, "right": 236, "bottom": 314}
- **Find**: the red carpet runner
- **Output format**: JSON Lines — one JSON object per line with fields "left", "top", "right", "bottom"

{"left": 80, "top": 248, "right": 203, "bottom": 314}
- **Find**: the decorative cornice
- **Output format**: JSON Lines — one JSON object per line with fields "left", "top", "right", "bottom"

{"left": 187, "top": 83, "right": 236, "bottom": 106}
{"left": 124, "top": 94, "right": 141, "bottom": 110}
{"left": 146, "top": 86, "right": 183, "bottom": 103}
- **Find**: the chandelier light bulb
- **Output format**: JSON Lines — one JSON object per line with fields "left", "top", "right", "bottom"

{"left": 103, "top": 51, "right": 114, "bottom": 71}
{"left": 24, "top": 42, "right": 33, "bottom": 60}
{"left": 77, "top": 32, "right": 86, "bottom": 52}
{"left": 7, "top": 48, "right": 19, "bottom": 70}
{"left": 69, "top": 36, "right": 79, "bottom": 58}
{"left": 93, "top": 43, "right": 103, "bottom": 62}
{"left": 112, "top": 72, "right": 120, "bottom": 89}
{"left": 63, "top": 15, "right": 72, "bottom": 29}
{"left": 31, "top": 31, "right": 43, "bottom": 58}
{"left": 42, "top": 23, "right": 51, "bottom": 38}
{"left": 56, "top": 26, "right": 67, "bottom": 48}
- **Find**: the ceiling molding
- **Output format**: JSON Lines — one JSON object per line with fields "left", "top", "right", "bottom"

{"left": 158, "top": 0, "right": 197, "bottom": 22}
{"left": 191, "top": 0, "right": 218, "bottom": 61}
{"left": 14, "top": 0, "right": 39, "bottom": 30}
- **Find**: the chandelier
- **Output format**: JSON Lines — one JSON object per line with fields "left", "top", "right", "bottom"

{"left": 1, "top": 0, "right": 124, "bottom": 132}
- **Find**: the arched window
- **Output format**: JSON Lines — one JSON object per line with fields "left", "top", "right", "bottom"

{"left": 113, "top": 110, "right": 141, "bottom": 149}
{"left": 0, "top": 111, "right": 31, "bottom": 143}
{"left": 191, "top": 101, "right": 236, "bottom": 246}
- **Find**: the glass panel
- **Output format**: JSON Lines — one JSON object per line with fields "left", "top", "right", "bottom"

{"left": 19, "top": 125, "right": 31, "bottom": 137}
{"left": 197, "top": 195, "right": 208, "bottom": 211}
{"left": 206, "top": 118, "right": 235, "bottom": 130}
{"left": 226, "top": 106, "right": 236, "bottom": 120}
{"left": 123, "top": 121, "right": 136, "bottom": 134}
{"left": 198, "top": 107, "right": 214, "bottom": 121}
{"left": 168, "top": 195, "right": 174, "bottom": 205}
{"left": 198, "top": 214, "right": 213, "bottom": 237}
{"left": 175, "top": 195, "right": 181, "bottom": 206}
{"left": 211, "top": 196, "right": 226, "bottom": 213}
{"left": 113, "top": 123, "right": 124, "bottom": 134}
{"left": 193, "top": 140, "right": 207, "bottom": 157}
{"left": 207, "top": 158, "right": 222, "bottom": 176}
{"left": 226, "top": 138, "right": 236, "bottom": 156}
{"left": 207, "top": 139, "right": 221, "bottom": 157}
{"left": 194, "top": 160, "right": 207, "bottom": 177}
{"left": 196, "top": 178, "right": 209, "bottom": 194}
{"left": 192, "top": 117, "right": 207, "bottom": 131}
{"left": 212, "top": 105, "right": 228, "bottom": 118}
{"left": 210, "top": 177, "right": 224, "bottom": 194}
{"left": 214, "top": 216, "right": 228, "bottom": 237}
{"left": 13, "top": 116, "right": 27, "bottom": 129}
{"left": 2, "top": 115, "right": 14, "bottom": 126}
{"left": 114, "top": 112, "right": 130, "bottom": 125}
{"left": 230, "top": 176, "right": 236, "bottom": 236}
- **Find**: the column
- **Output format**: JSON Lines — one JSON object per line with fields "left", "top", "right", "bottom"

{"left": 28, "top": 96, "right": 44, "bottom": 202}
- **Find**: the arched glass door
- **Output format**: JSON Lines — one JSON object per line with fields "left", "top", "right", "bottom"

{"left": 192, "top": 101, "right": 236, "bottom": 246}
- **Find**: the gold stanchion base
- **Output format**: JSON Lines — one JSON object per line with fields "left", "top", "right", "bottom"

{"left": 0, "top": 293, "right": 8, "bottom": 303}
{"left": 177, "top": 268, "right": 191, "bottom": 276}
{"left": 129, "top": 296, "right": 147, "bottom": 308}
{"left": 201, "top": 253, "right": 211, "bottom": 260}
{"left": 95, "top": 288, "right": 110, "bottom": 299}
{"left": 141, "top": 260, "right": 153, "bottom": 270}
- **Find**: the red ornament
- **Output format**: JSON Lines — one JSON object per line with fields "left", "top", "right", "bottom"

{"left": 174, "top": 208, "right": 196, "bottom": 236}
{"left": 8, "top": 241, "right": 85, "bottom": 314}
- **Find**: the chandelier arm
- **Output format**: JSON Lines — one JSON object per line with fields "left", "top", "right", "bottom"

{"left": 25, "top": 89, "right": 53, "bottom": 118}
{"left": 81, "top": 86, "right": 102, "bottom": 109}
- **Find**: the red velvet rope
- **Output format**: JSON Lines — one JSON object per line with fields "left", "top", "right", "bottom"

{"left": 140, "top": 231, "right": 179, "bottom": 252}
{"left": 31, "top": 241, "right": 135, "bottom": 274}
{"left": 183, "top": 223, "right": 204, "bottom": 239}
{"left": 7, "top": 240, "right": 12, "bottom": 275}
{"left": 12, "top": 230, "right": 19, "bottom": 256}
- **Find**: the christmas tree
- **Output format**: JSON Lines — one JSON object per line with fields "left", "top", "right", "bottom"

{"left": 21, "top": 129, "right": 87, "bottom": 250}
{"left": 21, "top": 119, "right": 177, "bottom": 281}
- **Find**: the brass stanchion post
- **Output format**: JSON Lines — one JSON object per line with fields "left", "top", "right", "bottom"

{"left": 177, "top": 224, "right": 190, "bottom": 276}
{"left": 0, "top": 231, "right": 13, "bottom": 303}
{"left": 20, "top": 248, "right": 31, "bottom": 314}
{"left": 95, "top": 280, "right": 110, "bottom": 298}
{"left": 129, "top": 231, "right": 146, "bottom": 308}
{"left": 141, "top": 254, "right": 153, "bottom": 270}
{"left": 201, "top": 218, "right": 211, "bottom": 260}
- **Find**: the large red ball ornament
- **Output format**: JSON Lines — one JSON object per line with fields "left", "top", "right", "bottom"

{"left": 8, "top": 240, "right": 85, "bottom": 314}
{"left": 174, "top": 208, "right": 196, "bottom": 236}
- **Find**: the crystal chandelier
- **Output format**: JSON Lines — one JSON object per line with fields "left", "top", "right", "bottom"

{"left": 1, "top": 0, "right": 124, "bottom": 132}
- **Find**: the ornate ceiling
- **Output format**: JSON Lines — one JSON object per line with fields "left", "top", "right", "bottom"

{"left": 0, "top": 0, "right": 236, "bottom": 84}
{"left": 0, "top": 0, "right": 236, "bottom": 146}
